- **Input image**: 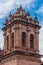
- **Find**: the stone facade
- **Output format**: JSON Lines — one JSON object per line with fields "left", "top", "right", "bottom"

{"left": 0, "top": 6, "right": 41, "bottom": 65}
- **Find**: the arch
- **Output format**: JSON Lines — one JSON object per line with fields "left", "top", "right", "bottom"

{"left": 12, "top": 32, "right": 14, "bottom": 48}
{"left": 22, "top": 32, "right": 26, "bottom": 47}
{"left": 30, "top": 34, "right": 34, "bottom": 49}
{"left": 7, "top": 35, "right": 9, "bottom": 50}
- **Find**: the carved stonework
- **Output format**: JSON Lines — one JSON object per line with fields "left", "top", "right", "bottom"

{"left": 1, "top": 6, "right": 41, "bottom": 65}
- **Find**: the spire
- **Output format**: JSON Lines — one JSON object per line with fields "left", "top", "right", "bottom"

{"left": 9, "top": 12, "right": 12, "bottom": 17}
{"left": 17, "top": 5, "right": 23, "bottom": 11}
{"left": 20, "top": 0, "right": 22, "bottom": 7}
{"left": 20, "top": 5, "right": 22, "bottom": 9}
{"left": 34, "top": 16, "right": 38, "bottom": 22}
{"left": 4, "top": 17, "right": 8, "bottom": 25}
{"left": 27, "top": 11, "right": 30, "bottom": 16}
{"left": 17, "top": 0, "right": 23, "bottom": 11}
{"left": 34, "top": 16, "right": 39, "bottom": 25}
{"left": 6, "top": 17, "right": 8, "bottom": 21}
{"left": 26, "top": 11, "right": 32, "bottom": 22}
{"left": 34, "top": 16, "right": 38, "bottom": 20}
{"left": 8, "top": 12, "right": 13, "bottom": 21}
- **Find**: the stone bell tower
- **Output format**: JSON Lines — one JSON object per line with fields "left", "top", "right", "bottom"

{"left": 1, "top": 6, "right": 41, "bottom": 65}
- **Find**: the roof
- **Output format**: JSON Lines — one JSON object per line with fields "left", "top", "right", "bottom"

{"left": 2, "top": 6, "right": 41, "bottom": 31}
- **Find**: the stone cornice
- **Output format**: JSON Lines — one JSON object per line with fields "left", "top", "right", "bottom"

{"left": 0, "top": 50, "right": 42, "bottom": 60}
{"left": 2, "top": 20, "right": 41, "bottom": 31}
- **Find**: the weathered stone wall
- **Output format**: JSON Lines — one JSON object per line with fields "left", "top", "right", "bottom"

{"left": 1, "top": 55, "right": 41, "bottom": 65}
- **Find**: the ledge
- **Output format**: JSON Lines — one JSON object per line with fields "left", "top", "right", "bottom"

{"left": 0, "top": 50, "right": 42, "bottom": 60}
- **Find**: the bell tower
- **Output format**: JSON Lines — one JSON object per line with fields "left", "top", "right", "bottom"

{"left": 3, "top": 6, "right": 41, "bottom": 54}
{"left": 2, "top": 6, "right": 41, "bottom": 65}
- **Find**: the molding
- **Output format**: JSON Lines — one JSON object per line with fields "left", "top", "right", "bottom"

{"left": 2, "top": 20, "right": 41, "bottom": 31}
{"left": 0, "top": 50, "right": 42, "bottom": 60}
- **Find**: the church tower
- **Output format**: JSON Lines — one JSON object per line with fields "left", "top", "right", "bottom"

{"left": 0, "top": 6, "right": 41, "bottom": 65}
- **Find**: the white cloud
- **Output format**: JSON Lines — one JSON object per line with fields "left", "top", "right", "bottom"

{"left": 0, "top": 0, "right": 15, "bottom": 19}
{"left": 0, "top": 0, "right": 36, "bottom": 19}
{"left": 35, "top": 7, "right": 43, "bottom": 55}
{"left": 41, "top": 57, "right": 43, "bottom": 62}
{"left": 0, "top": 30, "right": 4, "bottom": 49}
{"left": 36, "top": 6, "right": 43, "bottom": 14}
{"left": 39, "top": 25, "right": 43, "bottom": 55}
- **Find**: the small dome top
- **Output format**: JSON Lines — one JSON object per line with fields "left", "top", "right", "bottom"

{"left": 6, "top": 17, "right": 8, "bottom": 21}
{"left": 14, "top": 5, "right": 26, "bottom": 16}
{"left": 13, "top": 6, "right": 28, "bottom": 21}
{"left": 34, "top": 16, "right": 38, "bottom": 22}
{"left": 13, "top": 6, "right": 32, "bottom": 22}
{"left": 26, "top": 14, "right": 33, "bottom": 22}
{"left": 8, "top": 12, "right": 13, "bottom": 21}
{"left": 17, "top": 5, "right": 23, "bottom": 11}
{"left": 19, "top": 5, "right": 22, "bottom": 9}
{"left": 34, "top": 16, "right": 39, "bottom": 24}
{"left": 26, "top": 11, "right": 30, "bottom": 16}
{"left": 9, "top": 12, "right": 12, "bottom": 17}
{"left": 5, "top": 17, "right": 8, "bottom": 25}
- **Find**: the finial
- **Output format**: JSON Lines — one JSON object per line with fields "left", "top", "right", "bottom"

{"left": 9, "top": 12, "right": 12, "bottom": 17}
{"left": 20, "top": 5, "right": 22, "bottom": 9}
{"left": 34, "top": 12, "right": 38, "bottom": 20}
{"left": 20, "top": 0, "right": 22, "bottom": 7}
{"left": 6, "top": 17, "right": 8, "bottom": 21}
{"left": 5, "top": 17, "right": 8, "bottom": 25}
{"left": 34, "top": 16, "right": 38, "bottom": 20}
{"left": 27, "top": 11, "right": 30, "bottom": 16}
{"left": 34, "top": 16, "right": 39, "bottom": 24}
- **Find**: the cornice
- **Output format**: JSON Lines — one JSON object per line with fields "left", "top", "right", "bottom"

{"left": 0, "top": 50, "right": 42, "bottom": 60}
{"left": 2, "top": 20, "right": 41, "bottom": 31}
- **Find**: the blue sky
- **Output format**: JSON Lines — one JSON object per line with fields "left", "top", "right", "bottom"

{"left": 0, "top": 0, "right": 43, "bottom": 56}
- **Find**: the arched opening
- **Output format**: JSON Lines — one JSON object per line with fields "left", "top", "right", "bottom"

{"left": 22, "top": 32, "right": 26, "bottom": 47}
{"left": 12, "top": 32, "right": 14, "bottom": 48}
{"left": 7, "top": 35, "right": 9, "bottom": 50}
{"left": 30, "top": 34, "right": 34, "bottom": 49}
